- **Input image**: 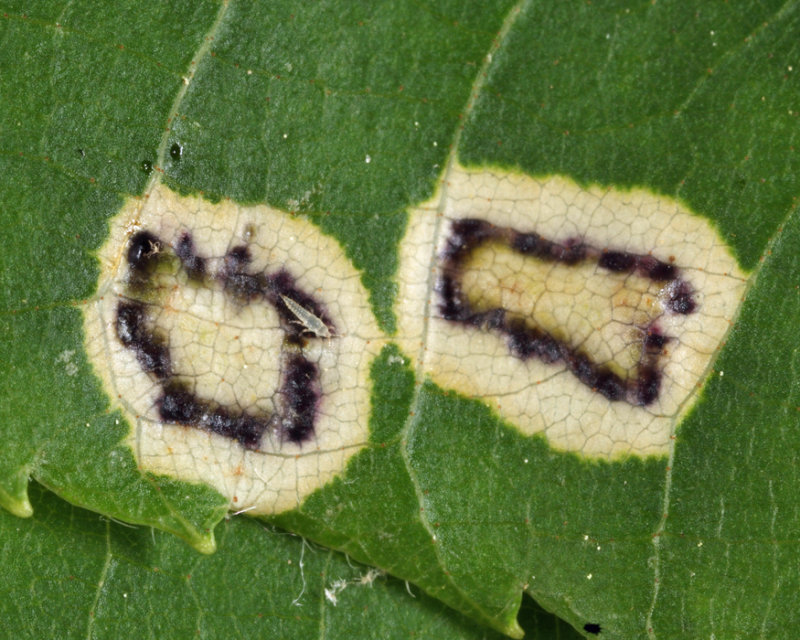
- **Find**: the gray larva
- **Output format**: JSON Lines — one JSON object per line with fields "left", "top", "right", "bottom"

{"left": 281, "top": 294, "right": 332, "bottom": 339}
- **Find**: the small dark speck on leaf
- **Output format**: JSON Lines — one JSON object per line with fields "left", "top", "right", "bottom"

{"left": 670, "top": 291, "right": 695, "bottom": 314}
{"left": 76, "top": 148, "right": 85, "bottom": 158}
{"left": 584, "top": 622, "right": 602, "bottom": 634}
{"left": 170, "top": 142, "right": 183, "bottom": 161}
{"left": 141, "top": 160, "right": 153, "bottom": 174}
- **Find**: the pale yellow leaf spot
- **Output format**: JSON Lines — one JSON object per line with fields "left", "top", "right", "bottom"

{"left": 83, "top": 183, "right": 384, "bottom": 514}
{"left": 396, "top": 165, "right": 747, "bottom": 458}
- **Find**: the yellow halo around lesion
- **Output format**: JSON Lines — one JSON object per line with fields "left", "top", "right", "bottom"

{"left": 83, "top": 183, "right": 385, "bottom": 514}
{"left": 395, "top": 164, "right": 747, "bottom": 459}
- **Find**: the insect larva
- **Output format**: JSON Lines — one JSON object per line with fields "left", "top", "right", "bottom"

{"left": 281, "top": 294, "right": 331, "bottom": 339}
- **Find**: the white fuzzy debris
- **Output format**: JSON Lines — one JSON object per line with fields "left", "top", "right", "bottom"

{"left": 358, "top": 568, "right": 384, "bottom": 587}
{"left": 324, "top": 579, "right": 349, "bottom": 606}
{"left": 291, "top": 541, "right": 307, "bottom": 607}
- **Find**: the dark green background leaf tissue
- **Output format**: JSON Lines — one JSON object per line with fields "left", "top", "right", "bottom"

{"left": 2, "top": 1, "right": 799, "bottom": 638}
{"left": 1, "top": 482, "right": 579, "bottom": 639}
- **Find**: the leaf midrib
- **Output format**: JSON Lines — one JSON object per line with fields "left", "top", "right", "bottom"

{"left": 397, "top": 0, "right": 530, "bottom": 634}
{"left": 151, "top": 0, "right": 231, "bottom": 190}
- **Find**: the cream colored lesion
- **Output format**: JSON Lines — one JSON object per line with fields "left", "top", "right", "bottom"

{"left": 83, "top": 183, "right": 385, "bottom": 514}
{"left": 461, "top": 242, "right": 665, "bottom": 380}
{"left": 396, "top": 165, "right": 748, "bottom": 458}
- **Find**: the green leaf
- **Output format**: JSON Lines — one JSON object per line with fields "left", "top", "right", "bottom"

{"left": 2, "top": 482, "right": 579, "bottom": 640}
{"left": 2, "top": 1, "right": 799, "bottom": 638}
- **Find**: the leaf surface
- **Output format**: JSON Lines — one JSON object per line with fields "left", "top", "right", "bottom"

{"left": 2, "top": 483, "right": 580, "bottom": 639}
{"left": 2, "top": 1, "right": 799, "bottom": 638}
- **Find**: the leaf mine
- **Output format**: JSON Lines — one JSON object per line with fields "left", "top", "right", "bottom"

{"left": 396, "top": 165, "right": 748, "bottom": 458}
{"left": 84, "top": 183, "right": 384, "bottom": 514}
